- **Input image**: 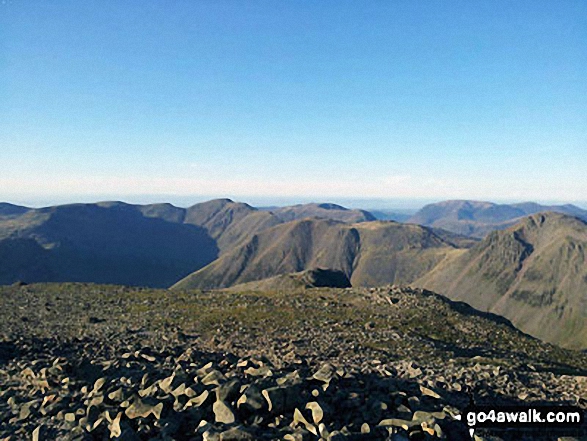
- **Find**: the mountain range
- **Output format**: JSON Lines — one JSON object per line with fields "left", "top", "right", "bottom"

{"left": 264, "top": 202, "right": 376, "bottom": 223}
{"left": 408, "top": 199, "right": 587, "bottom": 238}
{"left": 172, "top": 218, "right": 475, "bottom": 290}
{"left": 0, "top": 199, "right": 381, "bottom": 287}
{"left": 1, "top": 197, "right": 586, "bottom": 349}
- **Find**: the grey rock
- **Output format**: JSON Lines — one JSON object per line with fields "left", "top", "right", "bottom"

{"left": 262, "top": 383, "right": 303, "bottom": 414}
{"left": 213, "top": 400, "right": 236, "bottom": 424}
{"left": 125, "top": 397, "right": 163, "bottom": 419}
{"left": 216, "top": 378, "right": 242, "bottom": 403}
{"left": 219, "top": 426, "right": 255, "bottom": 440}
{"left": 312, "top": 363, "right": 336, "bottom": 383}
{"left": 202, "top": 369, "right": 227, "bottom": 386}
{"left": 236, "top": 385, "right": 266, "bottom": 413}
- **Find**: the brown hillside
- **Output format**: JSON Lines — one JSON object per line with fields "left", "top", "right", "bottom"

{"left": 172, "top": 219, "right": 468, "bottom": 290}
{"left": 416, "top": 212, "right": 587, "bottom": 349}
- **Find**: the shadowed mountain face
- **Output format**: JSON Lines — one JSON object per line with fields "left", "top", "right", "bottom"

{"left": 416, "top": 212, "right": 587, "bottom": 349}
{"left": 409, "top": 200, "right": 587, "bottom": 238}
{"left": 0, "top": 198, "right": 288, "bottom": 287}
{"left": 270, "top": 203, "right": 376, "bottom": 223}
{"left": 172, "top": 219, "right": 473, "bottom": 290}
{"left": 0, "top": 203, "right": 30, "bottom": 217}
{"left": 0, "top": 203, "right": 219, "bottom": 287}
{"left": 0, "top": 238, "right": 53, "bottom": 284}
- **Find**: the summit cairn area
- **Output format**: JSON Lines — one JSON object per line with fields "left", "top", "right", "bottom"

{"left": 1, "top": 282, "right": 586, "bottom": 440}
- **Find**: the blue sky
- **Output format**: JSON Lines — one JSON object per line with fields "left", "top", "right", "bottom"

{"left": 1, "top": 1, "right": 586, "bottom": 208}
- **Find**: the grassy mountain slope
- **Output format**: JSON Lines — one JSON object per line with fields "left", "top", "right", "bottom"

{"left": 416, "top": 212, "right": 587, "bottom": 349}
{"left": 172, "top": 219, "right": 470, "bottom": 290}
{"left": 409, "top": 200, "right": 587, "bottom": 237}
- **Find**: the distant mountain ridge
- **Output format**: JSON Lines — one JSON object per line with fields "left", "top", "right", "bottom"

{"left": 0, "top": 199, "right": 377, "bottom": 287}
{"left": 408, "top": 200, "right": 587, "bottom": 238}
{"left": 268, "top": 202, "right": 376, "bottom": 223}
{"left": 367, "top": 209, "right": 413, "bottom": 222}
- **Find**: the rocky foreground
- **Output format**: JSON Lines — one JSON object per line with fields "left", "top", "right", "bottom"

{"left": 0, "top": 283, "right": 586, "bottom": 440}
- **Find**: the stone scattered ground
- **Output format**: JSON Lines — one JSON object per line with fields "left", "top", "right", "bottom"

{"left": 0, "top": 283, "right": 586, "bottom": 440}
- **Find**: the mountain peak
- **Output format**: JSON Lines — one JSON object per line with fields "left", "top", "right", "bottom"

{"left": 512, "top": 211, "right": 587, "bottom": 232}
{"left": 417, "top": 211, "right": 587, "bottom": 349}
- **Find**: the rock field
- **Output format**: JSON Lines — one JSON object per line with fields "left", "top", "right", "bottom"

{"left": 0, "top": 283, "right": 585, "bottom": 440}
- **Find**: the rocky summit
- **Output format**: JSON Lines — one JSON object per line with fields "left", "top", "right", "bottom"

{"left": 1, "top": 283, "right": 586, "bottom": 440}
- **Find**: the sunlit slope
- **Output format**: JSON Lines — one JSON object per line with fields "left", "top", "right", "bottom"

{"left": 416, "top": 212, "right": 587, "bottom": 349}
{"left": 172, "top": 219, "right": 470, "bottom": 290}
{"left": 183, "top": 199, "right": 282, "bottom": 253}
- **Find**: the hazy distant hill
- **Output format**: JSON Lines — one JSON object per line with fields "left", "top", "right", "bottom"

{"left": 416, "top": 212, "right": 587, "bottom": 349}
{"left": 0, "top": 203, "right": 30, "bottom": 217}
{"left": 408, "top": 200, "right": 587, "bottom": 237}
{"left": 172, "top": 218, "right": 474, "bottom": 290}
{"left": 268, "top": 202, "right": 376, "bottom": 223}
{"left": 368, "top": 209, "right": 413, "bottom": 222}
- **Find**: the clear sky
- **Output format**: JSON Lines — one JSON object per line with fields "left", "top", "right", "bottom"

{"left": 1, "top": 1, "right": 586, "bottom": 208}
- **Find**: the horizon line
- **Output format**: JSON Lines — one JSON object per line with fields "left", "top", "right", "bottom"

{"left": 2, "top": 194, "right": 587, "bottom": 211}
